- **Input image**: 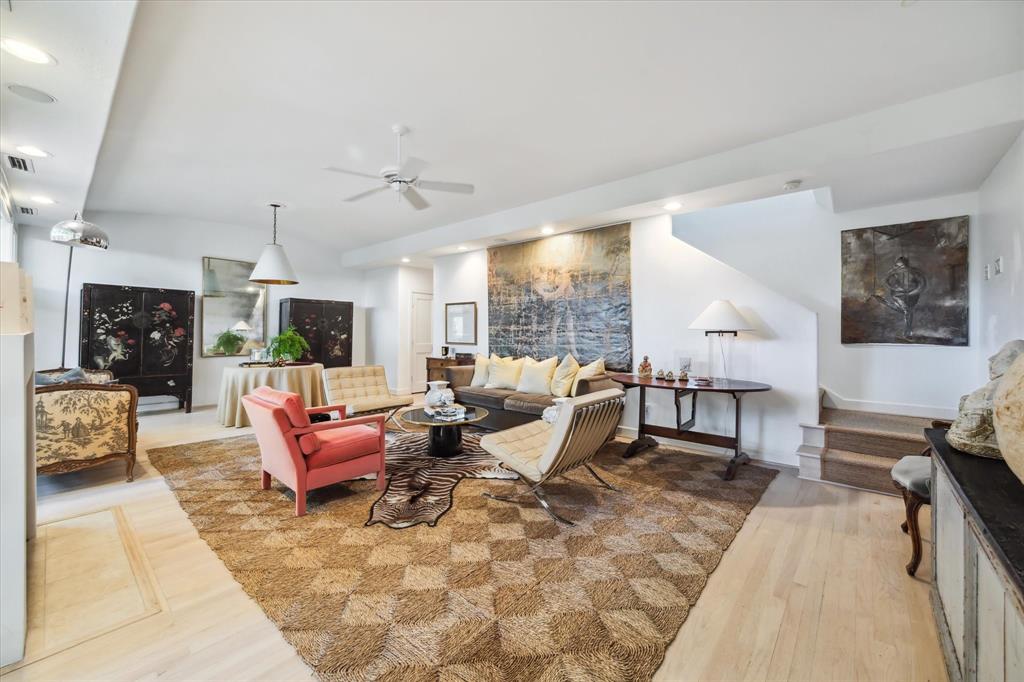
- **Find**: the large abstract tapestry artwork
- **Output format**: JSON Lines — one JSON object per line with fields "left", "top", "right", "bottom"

{"left": 841, "top": 216, "right": 969, "bottom": 346}
{"left": 488, "top": 222, "right": 633, "bottom": 370}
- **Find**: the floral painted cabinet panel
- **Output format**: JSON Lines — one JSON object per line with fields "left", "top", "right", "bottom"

{"left": 80, "top": 283, "right": 195, "bottom": 411}
{"left": 279, "top": 298, "right": 353, "bottom": 368}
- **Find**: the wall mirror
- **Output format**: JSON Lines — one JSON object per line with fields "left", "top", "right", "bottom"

{"left": 445, "top": 301, "right": 477, "bottom": 345}
{"left": 201, "top": 256, "right": 267, "bottom": 356}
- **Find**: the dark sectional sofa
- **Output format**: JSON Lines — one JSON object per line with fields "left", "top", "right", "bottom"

{"left": 444, "top": 365, "right": 621, "bottom": 430}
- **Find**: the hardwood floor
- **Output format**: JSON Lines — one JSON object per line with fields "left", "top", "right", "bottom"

{"left": 3, "top": 406, "right": 946, "bottom": 681}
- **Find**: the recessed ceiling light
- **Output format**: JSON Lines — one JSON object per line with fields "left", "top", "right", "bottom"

{"left": 30, "top": 195, "right": 56, "bottom": 205}
{"left": 783, "top": 179, "right": 803, "bottom": 191}
{"left": 663, "top": 201, "right": 682, "bottom": 211}
{"left": 0, "top": 38, "right": 57, "bottom": 65}
{"left": 7, "top": 84, "right": 57, "bottom": 103}
{"left": 540, "top": 225, "right": 555, "bottom": 235}
{"left": 457, "top": 245, "right": 468, "bottom": 251}
{"left": 401, "top": 257, "right": 411, "bottom": 263}
{"left": 16, "top": 145, "right": 51, "bottom": 158}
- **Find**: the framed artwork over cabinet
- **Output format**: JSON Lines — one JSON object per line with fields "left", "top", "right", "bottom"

{"left": 445, "top": 302, "right": 477, "bottom": 345}
{"left": 201, "top": 256, "right": 267, "bottom": 357}
{"left": 79, "top": 283, "right": 195, "bottom": 411}
{"left": 279, "top": 298, "right": 354, "bottom": 368}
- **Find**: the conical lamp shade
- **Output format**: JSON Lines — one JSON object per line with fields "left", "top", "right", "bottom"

{"left": 250, "top": 243, "right": 298, "bottom": 285}
{"left": 688, "top": 300, "right": 753, "bottom": 332}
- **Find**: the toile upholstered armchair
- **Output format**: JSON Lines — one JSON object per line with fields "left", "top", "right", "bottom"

{"left": 35, "top": 369, "right": 139, "bottom": 481}
{"left": 479, "top": 388, "right": 625, "bottom": 524}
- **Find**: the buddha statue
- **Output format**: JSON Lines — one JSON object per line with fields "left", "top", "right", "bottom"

{"left": 946, "top": 339, "right": 1024, "bottom": 458}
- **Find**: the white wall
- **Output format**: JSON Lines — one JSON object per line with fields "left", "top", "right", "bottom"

{"left": 364, "top": 265, "right": 433, "bottom": 394}
{"left": 674, "top": 190, "right": 982, "bottom": 418}
{"left": 432, "top": 249, "right": 489, "bottom": 358}
{"left": 977, "top": 131, "right": 1024, "bottom": 368}
{"left": 18, "top": 212, "right": 365, "bottom": 407}
{"left": 431, "top": 216, "right": 819, "bottom": 465}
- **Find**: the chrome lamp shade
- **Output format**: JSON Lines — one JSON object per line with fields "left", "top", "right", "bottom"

{"left": 49, "top": 217, "right": 109, "bottom": 250}
{"left": 249, "top": 243, "right": 298, "bottom": 285}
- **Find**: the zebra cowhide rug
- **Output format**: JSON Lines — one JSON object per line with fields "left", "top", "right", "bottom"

{"left": 368, "top": 432, "right": 518, "bottom": 528}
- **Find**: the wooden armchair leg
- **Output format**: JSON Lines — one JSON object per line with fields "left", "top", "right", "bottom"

{"left": 126, "top": 454, "right": 136, "bottom": 482}
{"left": 903, "top": 490, "right": 925, "bottom": 577}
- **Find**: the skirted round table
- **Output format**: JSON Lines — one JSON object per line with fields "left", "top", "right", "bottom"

{"left": 217, "top": 363, "right": 325, "bottom": 427}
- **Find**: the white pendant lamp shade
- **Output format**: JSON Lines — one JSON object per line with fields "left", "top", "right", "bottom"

{"left": 689, "top": 299, "right": 753, "bottom": 332}
{"left": 49, "top": 214, "right": 109, "bottom": 250}
{"left": 250, "top": 203, "right": 298, "bottom": 285}
{"left": 231, "top": 320, "right": 253, "bottom": 332}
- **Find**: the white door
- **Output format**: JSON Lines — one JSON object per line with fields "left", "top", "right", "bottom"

{"left": 411, "top": 292, "right": 433, "bottom": 392}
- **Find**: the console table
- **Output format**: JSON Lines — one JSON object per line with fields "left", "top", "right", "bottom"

{"left": 925, "top": 428, "right": 1024, "bottom": 682}
{"left": 609, "top": 373, "right": 771, "bottom": 480}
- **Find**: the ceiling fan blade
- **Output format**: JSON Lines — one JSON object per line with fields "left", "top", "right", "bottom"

{"left": 402, "top": 186, "right": 430, "bottom": 210}
{"left": 344, "top": 185, "right": 389, "bottom": 202}
{"left": 399, "top": 156, "right": 429, "bottom": 179}
{"left": 324, "top": 165, "right": 380, "bottom": 180}
{"left": 416, "top": 179, "right": 475, "bottom": 194}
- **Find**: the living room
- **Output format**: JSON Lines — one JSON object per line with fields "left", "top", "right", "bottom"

{"left": 1, "top": 1, "right": 1022, "bottom": 680}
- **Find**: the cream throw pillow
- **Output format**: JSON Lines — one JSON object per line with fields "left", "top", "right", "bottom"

{"left": 485, "top": 354, "right": 525, "bottom": 389}
{"left": 470, "top": 354, "right": 490, "bottom": 387}
{"left": 550, "top": 353, "right": 580, "bottom": 398}
{"left": 571, "top": 357, "right": 606, "bottom": 396}
{"left": 516, "top": 356, "right": 557, "bottom": 394}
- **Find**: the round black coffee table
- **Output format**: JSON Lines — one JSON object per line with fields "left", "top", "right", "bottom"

{"left": 399, "top": 407, "right": 490, "bottom": 457}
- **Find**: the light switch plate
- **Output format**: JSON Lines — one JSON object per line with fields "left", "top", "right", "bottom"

{"left": 994, "top": 256, "right": 1004, "bottom": 276}
{"left": 985, "top": 264, "right": 991, "bottom": 280}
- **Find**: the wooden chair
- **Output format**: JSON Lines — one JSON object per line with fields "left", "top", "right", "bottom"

{"left": 892, "top": 419, "right": 952, "bottom": 576}
{"left": 478, "top": 388, "right": 625, "bottom": 525}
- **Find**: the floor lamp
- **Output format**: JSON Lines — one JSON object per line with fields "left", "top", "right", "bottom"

{"left": 50, "top": 214, "right": 109, "bottom": 370}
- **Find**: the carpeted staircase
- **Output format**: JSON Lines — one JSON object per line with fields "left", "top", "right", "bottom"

{"left": 819, "top": 408, "right": 934, "bottom": 494}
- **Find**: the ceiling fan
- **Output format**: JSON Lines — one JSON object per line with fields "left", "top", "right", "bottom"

{"left": 325, "top": 125, "right": 475, "bottom": 211}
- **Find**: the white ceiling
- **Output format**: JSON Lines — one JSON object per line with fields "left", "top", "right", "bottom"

{"left": 79, "top": 0, "right": 1023, "bottom": 249}
{"left": 0, "top": 0, "right": 135, "bottom": 227}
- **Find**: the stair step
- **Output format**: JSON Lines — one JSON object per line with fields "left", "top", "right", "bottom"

{"left": 821, "top": 408, "right": 934, "bottom": 459}
{"left": 821, "top": 448, "right": 898, "bottom": 495}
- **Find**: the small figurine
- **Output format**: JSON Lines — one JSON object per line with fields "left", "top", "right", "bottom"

{"left": 678, "top": 370, "right": 689, "bottom": 382}
{"left": 637, "top": 355, "right": 653, "bottom": 378}
{"left": 656, "top": 369, "right": 665, "bottom": 379}
{"left": 666, "top": 371, "right": 674, "bottom": 380}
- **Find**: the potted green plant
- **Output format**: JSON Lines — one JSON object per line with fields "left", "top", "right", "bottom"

{"left": 268, "top": 326, "right": 310, "bottom": 362}
{"left": 212, "top": 329, "right": 245, "bottom": 355}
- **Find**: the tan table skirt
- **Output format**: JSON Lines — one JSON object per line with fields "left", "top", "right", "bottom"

{"left": 217, "top": 363, "right": 326, "bottom": 427}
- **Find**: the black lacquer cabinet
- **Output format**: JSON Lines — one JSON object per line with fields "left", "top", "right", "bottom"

{"left": 279, "top": 298, "right": 353, "bottom": 368}
{"left": 80, "top": 283, "right": 195, "bottom": 411}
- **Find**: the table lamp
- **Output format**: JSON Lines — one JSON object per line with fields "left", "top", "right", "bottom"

{"left": 688, "top": 300, "right": 753, "bottom": 380}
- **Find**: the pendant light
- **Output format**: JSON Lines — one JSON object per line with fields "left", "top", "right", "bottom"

{"left": 250, "top": 203, "right": 298, "bottom": 285}
{"left": 50, "top": 213, "right": 110, "bottom": 369}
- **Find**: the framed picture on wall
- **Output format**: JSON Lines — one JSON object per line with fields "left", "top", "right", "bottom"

{"left": 200, "top": 256, "right": 268, "bottom": 357}
{"left": 445, "top": 302, "right": 477, "bottom": 345}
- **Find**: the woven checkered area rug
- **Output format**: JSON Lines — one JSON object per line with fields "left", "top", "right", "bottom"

{"left": 148, "top": 434, "right": 776, "bottom": 681}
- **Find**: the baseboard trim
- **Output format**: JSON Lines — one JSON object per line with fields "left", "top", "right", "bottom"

{"left": 820, "top": 386, "right": 956, "bottom": 420}
{"left": 614, "top": 425, "right": 798, "bottom": 471}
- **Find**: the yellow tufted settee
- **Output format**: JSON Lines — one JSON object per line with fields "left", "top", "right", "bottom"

{"left": 321, "top": 365, "right": 413, "bottom": 427}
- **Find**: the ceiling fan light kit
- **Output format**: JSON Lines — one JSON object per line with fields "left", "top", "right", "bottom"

{"left": 325, "top": 124, "right": 475, "bottom": 211}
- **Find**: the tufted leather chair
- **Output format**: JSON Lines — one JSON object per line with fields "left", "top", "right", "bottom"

{"left": 322, "top": 365, "right": 413, "bottom": 428}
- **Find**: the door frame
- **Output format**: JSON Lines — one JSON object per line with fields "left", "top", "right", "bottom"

{"left": 409, "top": 290, "right": 433, "bottom": 393}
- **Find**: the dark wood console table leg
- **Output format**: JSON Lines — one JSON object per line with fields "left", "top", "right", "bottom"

{"left": 623, "top": 385, "right": 658, "bottom": 458}
{"left": 723, "top": 392, "right": 749, "bottom": 480}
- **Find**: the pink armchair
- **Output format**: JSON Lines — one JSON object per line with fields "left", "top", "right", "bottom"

{"left": 241, "top": 386, "right": 386, "bottom": 516}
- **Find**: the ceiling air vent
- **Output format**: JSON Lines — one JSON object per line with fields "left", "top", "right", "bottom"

{"left": 7, "top": 155, "right": 35, "bottom": 173}
{"left": 19, "top": 206, "right": 36, "bottom": 215}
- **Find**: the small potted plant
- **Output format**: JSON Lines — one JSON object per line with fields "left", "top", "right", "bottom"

{"left": 212, "top": 329, "right": 245, "bottom": 355}
{"left": 268, "top": 326, "right": 311, "bottom": 363}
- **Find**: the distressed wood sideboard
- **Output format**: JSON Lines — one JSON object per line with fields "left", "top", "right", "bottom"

{"left": 926, "top": 428, "right": 1024, "bottom": 682}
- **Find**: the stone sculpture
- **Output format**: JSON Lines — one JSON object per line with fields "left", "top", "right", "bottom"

{"left": 993, "top": 354, "right": 1024, "bottom": 485}
{"left": 946, "top": 339, "right": 1024, "bottom": 458}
